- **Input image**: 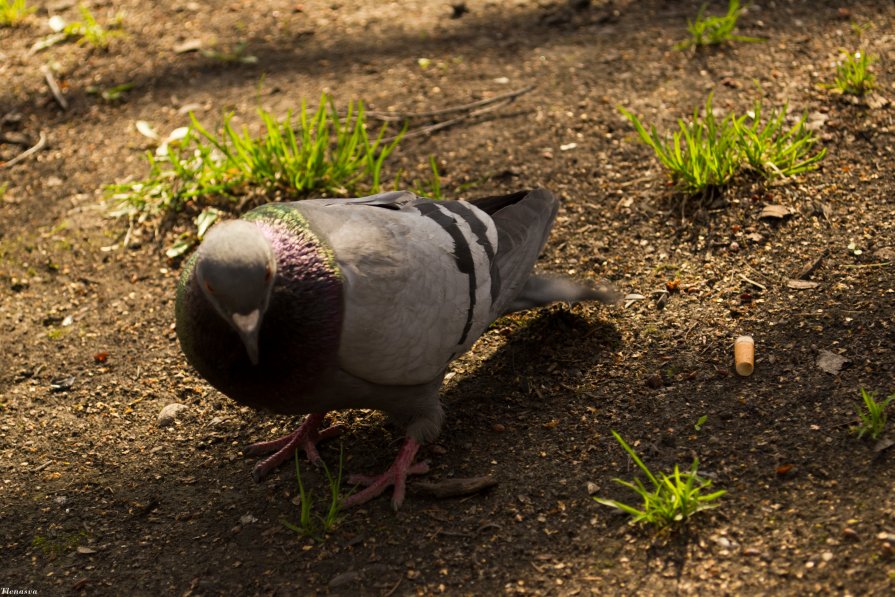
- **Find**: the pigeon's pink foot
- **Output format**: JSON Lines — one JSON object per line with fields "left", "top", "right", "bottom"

{"left": 342, "top": 438, "right": 429, "bottom": 510}
{"left": 245, "top": 412, "right": 345, "bottom": 482}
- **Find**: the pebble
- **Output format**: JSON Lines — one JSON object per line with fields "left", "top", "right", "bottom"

{"left": 157, "top": 403, "right": 188, "bottom": 427}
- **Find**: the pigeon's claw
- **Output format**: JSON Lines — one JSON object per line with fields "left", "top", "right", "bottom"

{"left": 246, "top": 412, "right": 342, "bottom": 481}
{"left": 342, "top": 438, "right": 428, "bottom": 510}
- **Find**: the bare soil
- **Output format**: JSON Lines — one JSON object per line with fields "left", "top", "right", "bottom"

{"left": 2, "top": 0, "right": 895, "bottom": 594}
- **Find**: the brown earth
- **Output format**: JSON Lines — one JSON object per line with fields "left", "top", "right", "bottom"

{"left": 2, "top": 0, "right": 895, "bottom": 594}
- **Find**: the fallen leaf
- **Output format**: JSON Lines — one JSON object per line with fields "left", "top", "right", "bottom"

{"left": 50, "top": 376, "right": 75, "bottom": 392}
{"left": 865, "top": 93, "right": 890, "bottom": 110}
{"left": 93, "top": 351, "right": 109, "bottom": 363}
{"left": 155, "top": 126, "right": 191, "bottom": 156}
{"left": 786, "top": 279, "right": 819, "bottom": 290}
{"left": 816, "top": 349, "right": 848, "bottom": 375}
{"left": 759, "top": 204, "right": 792, "bottom": 219}
{"left": 873, "top": 436, "right": 895, "bottom": 454}
{"left": 135, "top": 120, "right": 160, "bottom": 141}
{"left": 623, "top": 293, "right": 646, "bottom": 308}
{"left": 775, "top": 464, "right": 794, "bottom": 476}
{"left": 173, "top": 39, "right": 203, "bottom": 54}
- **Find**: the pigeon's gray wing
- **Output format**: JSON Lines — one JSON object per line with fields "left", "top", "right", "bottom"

{"left": 291, "top": 195, "right": 499, "bottom": 387}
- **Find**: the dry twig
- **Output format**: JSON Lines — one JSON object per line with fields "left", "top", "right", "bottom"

{"left": 371, "top": 85, "right": 536, "bottom": 142}
{"left": 1, "top": 131, "right": 47, "bottom": 168}
{"left": 41, "top": 65, "right": 68, "bottom": 110}
{"left": 368, "top": 84, "right": 535, "bottom": 122}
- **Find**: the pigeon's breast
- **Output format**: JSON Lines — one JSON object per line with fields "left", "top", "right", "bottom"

{"left": 176, "top": 217, "right": 344, "bottom": 414}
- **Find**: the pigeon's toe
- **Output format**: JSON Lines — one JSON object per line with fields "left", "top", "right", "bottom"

{"left": 247, "top": 413, "right": 339, "bottom": 481}
{"left": 342, "top": 438, "right": 428, "bottom": 509}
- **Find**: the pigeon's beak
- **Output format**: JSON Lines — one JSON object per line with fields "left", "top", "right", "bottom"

{"left": 232, "top": 310, "right": 262, "bottom": 365}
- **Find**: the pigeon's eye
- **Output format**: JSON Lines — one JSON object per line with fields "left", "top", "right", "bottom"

{"left": 205, "top": 281, "right": 215, "bottom": 293}
{"left": 264, "top": 267, "right": 272, "bottom": 282}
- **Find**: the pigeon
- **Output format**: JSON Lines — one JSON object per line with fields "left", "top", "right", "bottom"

{"left": 175, "top": 188, "right": 619, "bottom": 509}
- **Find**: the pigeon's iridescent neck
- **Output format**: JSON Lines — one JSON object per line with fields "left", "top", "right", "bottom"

{"left": 245, "top": 203, "right": 340, "bottom": 281}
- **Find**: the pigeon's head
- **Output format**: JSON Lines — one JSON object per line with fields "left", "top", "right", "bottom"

{"left": 196, "top": 220, "right": 276, "bottom": 365}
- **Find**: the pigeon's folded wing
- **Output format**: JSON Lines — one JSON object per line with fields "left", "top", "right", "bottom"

{"left": 292, "top": 196, "right": 499, "bottom": 386}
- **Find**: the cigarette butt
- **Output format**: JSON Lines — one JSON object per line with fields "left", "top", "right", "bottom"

{"left": 734, "top": 335, "right": 754, "bottom": 376}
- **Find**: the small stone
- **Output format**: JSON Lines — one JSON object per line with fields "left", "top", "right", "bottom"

{"left": 729, "top": 241, "right": 740, "bottom": 253}
{"left": 492, "top": 423, "right": 506, "bottom": 433}
{"left": 157, "top": 403, "right": 188, "bottom": 427}
{"left": 842, "top": 527, "right": 859, "bottom": 540}
{"left": 586, "top": 481, "right": 599, "bottom": 495}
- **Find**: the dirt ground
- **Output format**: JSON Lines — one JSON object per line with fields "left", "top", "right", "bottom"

{"left": 2, "top": 0, "right": 895, "bottom": 594}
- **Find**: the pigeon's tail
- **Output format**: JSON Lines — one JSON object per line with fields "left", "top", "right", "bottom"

{"left": 503, "top": 275, "right": 621, "bottom": 315}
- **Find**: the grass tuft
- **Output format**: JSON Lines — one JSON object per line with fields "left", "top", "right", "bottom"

{"left": 620, "top": 93, "right": 825, "bottom": 198}
{"left": 67, "top": 4, "right": 125, "bottom": 50}
{"left": 281, "top": 449, "right": 345, "bottom": 541}
{"left": 106, "top": 93, "right": 403, "bottom": 256}
{"left": 619, "top": 94, "right": 740, "bottom": 195}
{"left": 410, "top": 155, "right": 444, "bottom": 200}
{"left": 594, "top": 430, "right": 725, "bottom": 528}
{"left": 0, "top": 0, "right": 35, "bottom": 26}
{"left": 852, "top": 388, "right": 894, "bottom": 441}
{"left": 86, "top": 82, "right": 134, "bottom": 102}
{"left": 736, "top": 100, "right": 827, "bottom": 178}
{"left": 676, "top": 0, "right": 763, "bottom": 50}
{"left": 831, "top": 49, "right": 876, "bottom": 96}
